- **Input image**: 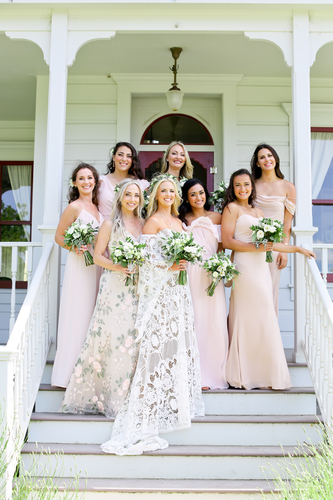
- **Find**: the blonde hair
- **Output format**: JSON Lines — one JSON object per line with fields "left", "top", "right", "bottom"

{"left": 161, "top": 141, "right": 194, "bottom": 179}
{"left": 146, "top": 177, "right": 181, "bottom": 219}
{"left": 110, "top": 179, "right": 144, "bottom": 241}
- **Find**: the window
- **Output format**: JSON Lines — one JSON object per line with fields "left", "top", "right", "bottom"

{"left": 311, "top": 129, "right": 333, "bottom": 281}
{"left": 141, "top": 114, "right": 213, "bottom": 145}
{"left": 0, "top": 161, "right": 33, "bottom": 288}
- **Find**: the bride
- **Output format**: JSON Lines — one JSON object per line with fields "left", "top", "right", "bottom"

{"left": 101, "top": 175, "right": 205, "bottom": 456}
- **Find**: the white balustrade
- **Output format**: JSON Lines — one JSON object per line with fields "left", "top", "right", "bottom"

{"left": 303, "top": 250, "right": 333, "bottom": 426}
{"left": 0, "top": 241, "right": 54, "bottom": 500}
{"left": 0, "top": 242, "right": 43, "bottom": 334}
{"left": 313, "top": 243, "right": 333, "bottom": 285}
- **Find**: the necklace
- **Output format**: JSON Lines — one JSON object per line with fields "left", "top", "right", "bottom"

{"left": 160, "top": 215, "right": 173, "bottom": 227}
{"left": 123, "top": 217, "right": 136, "bottom": 225}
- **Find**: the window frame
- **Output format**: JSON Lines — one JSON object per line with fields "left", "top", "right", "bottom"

{"left": 140, "top": 113, "right": 214, "bottom": 145}
{"left": 0, "top": 161, "right": 34, "bottom": 289}
{"left": 311, "top": 127, "right": 333, "bottom": 283}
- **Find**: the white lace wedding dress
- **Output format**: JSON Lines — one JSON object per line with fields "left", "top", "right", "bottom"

{"left": 101, "top": 229, "right": 205, "bottom": 456}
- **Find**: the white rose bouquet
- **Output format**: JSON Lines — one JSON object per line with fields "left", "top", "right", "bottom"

{"left": 250, "top": 217, "right": 286, "bottom": 263}
{"left": 63, "top": 221, "right": 99, "bottom": 266}
{"left": 209, "top": 181, "right": 227, "bottom": 213}
{"left": 109, "top": 237, "right": 147, "bottom": 286}
{"left": 202, "top": 252, "right": 240, "bottom": 296}
{"left": 161, "top": 231, "right": 204, "bottom": 285}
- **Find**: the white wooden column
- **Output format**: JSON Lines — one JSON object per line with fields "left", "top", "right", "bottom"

{"left": 38, "top": 11, "right": 69, "bottom": 355}
{"left": 291, "top": 12, "right": 317, "bottom": 363}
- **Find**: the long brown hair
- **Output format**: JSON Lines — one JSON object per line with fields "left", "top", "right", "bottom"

{"left": 221, "top": 169, "right": 257, "bottom": 211}
{"left": 106, "top": 142, "right": 144, "bottom": 179}
{"left": 68, "top": 163, "right": 99, "bottom": 207}
{"left": 250, "top": 143, "right": 284, "bottom": 180}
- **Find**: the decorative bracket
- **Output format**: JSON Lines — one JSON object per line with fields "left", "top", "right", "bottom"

{"left": 309, "top": 32, "right": 333, "bottom": 67}
{"left": 5, "top": 31, "right": 51, "bottom": 65}
{"left": 67, "top": 31, "right": 116, "bottom": 67}
{"left": 5, "top": 29, "right": 116, "bottom": 68}
{"left": 244, "top": 31, "right": 293, "bottom": 68}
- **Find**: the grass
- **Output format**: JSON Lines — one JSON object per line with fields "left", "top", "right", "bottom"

{"left": 0, "top": 408, "right": 84, "bottom": 500}
{"left": 262, "top": 423, "right": 333, "bottom": 500}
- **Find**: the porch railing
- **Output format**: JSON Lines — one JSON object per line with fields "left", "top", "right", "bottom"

{"left": 303, "top": 250, "right": 333, "bottom": 426}
{"left": 313, "top": 243, "right": 333, "bottom": 284}
{"left": 0, "top": 241, "right": 54, "bottom": 499}
{"left": 0, "top": 242, "right": 43, "bottom": 334}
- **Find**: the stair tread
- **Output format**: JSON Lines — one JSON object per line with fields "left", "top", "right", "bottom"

{"left": 45, "top": 359, "right": 307, "bottom": 368}
{"left": 30, "top": 411, "right": 321, "bottom": 424}
{"left": 22, "top": 442, "right": 313, "bottom": 457}
{"left": 40, "top": 383, "right": 315, "bottom": 394}
{"left": 24, "top": 477, "right": 280, "bottom": 493}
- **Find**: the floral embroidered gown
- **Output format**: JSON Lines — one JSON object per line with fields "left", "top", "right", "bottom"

{"left": 101, "top": 229, "right": 205, "bottom": 456}
{"left": 59, "top": 231, "right": 141, "bottom": 418}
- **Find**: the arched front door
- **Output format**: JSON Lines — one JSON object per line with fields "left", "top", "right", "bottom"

{"left": 138, "top": 113, "right": 215, "bottom": 193}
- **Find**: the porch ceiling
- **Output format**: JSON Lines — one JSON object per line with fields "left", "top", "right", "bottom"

{"left": 0, "top": 30, "right": 332, "bottom": 121}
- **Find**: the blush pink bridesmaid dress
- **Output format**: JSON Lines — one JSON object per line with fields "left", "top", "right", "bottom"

{"left": 255, "top": 194, "right": 295, "bottom": 315}
{"left": 184, "top": 217, "right": 228, "bottom": 389}
{"left": 51, "top": 208, "right": 103, "bottom": 388}
{"left": 226, "top": 214, "right": 291, "bottom": 390}
{"left": 98, "top": 175, "right": 149, "bottom": 219}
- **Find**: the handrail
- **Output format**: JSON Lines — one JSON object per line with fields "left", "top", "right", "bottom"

{"left": 303, "top": 250, "right": 333, "bottom": 426}
{"left": 0, "top": 241, "right": 54, "bottom": 499}
{"left": 0, "top": 241, "right": 44, "bottom": 334}
{"left": 313, "top": 243, "right": 333, "bottom": 284}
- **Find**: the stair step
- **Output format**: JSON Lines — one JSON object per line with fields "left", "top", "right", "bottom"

{"left": 35, "top": 384, "right": 317, "bottom": 416}
{"left": 21, "top": 442, "right": 311, "bottom": 481}
{"left": 19, "top": 477, "right": 280, "bottom": 499}
{"left": 28, "top": 412, "right": 322, "bottom": 447}
{"left": 41, "top": 361, "right": 313, "bottom": 387}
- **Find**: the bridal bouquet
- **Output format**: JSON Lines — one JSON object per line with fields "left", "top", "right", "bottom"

{"left": 161, "top": 231, "right": 204, "bottom": 285}
{"left": 250, "top": 217, "right": 286, "bottom": 263}
{"left": 63, "top": 221, "right": 99, "bottom": 266}
{"left": 202, "top": 252, "right": 239, "bottom": 296}
{"left": 109, "top": 237, "right": 147, "bottom": 286}
{"left": 209, "top": 181, "right": 227, "bottom": 213}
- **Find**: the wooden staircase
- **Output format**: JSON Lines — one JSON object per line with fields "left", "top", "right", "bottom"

{"left": 20, "top": 360, "right": 321, "bottom": 499}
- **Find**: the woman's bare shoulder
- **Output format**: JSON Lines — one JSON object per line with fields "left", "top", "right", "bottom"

{"left": 207, "top": 211, "right": 222, "bottom": 224}
{"left": 143, "top": 215, "right": 161, "bottom": 234}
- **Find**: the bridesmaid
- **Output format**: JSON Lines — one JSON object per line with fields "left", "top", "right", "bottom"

{"left": 101, "top": 175, "right": 204, "bottom": 456}
{"left": 60, "top": 179, "right": 144, "bottom": 417}
{"left": 99, "top": 142, "right": 149, "bottom": 219}
{"left": 52, "top": 163, "right": 103, "bottom": 388}
{"left": 179, "top": 178, "right": 228, "bottom": 390}
{"left": 251, "top": 143, "right": 296, "bottom": 314}
{"left": 222, "top": 169, "right": 314, "bottom": 390}
{"left": 160, "top": 141, "right": 194, "bottom": 182}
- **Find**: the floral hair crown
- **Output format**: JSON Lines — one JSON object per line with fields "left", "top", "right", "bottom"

{"left": 148, "top": 172, "right": 182, "bottom": 197}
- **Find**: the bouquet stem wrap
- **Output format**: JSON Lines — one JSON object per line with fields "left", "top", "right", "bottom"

{"left": 83, "top": 250, "right": 94, "bottom": 266}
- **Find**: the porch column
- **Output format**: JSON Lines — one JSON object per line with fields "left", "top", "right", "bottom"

{"left": 291, "top": 12, "right": 317, "bottom": 363}
{"left": 38, "top": 11, "right": 69, "bottom": 355}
